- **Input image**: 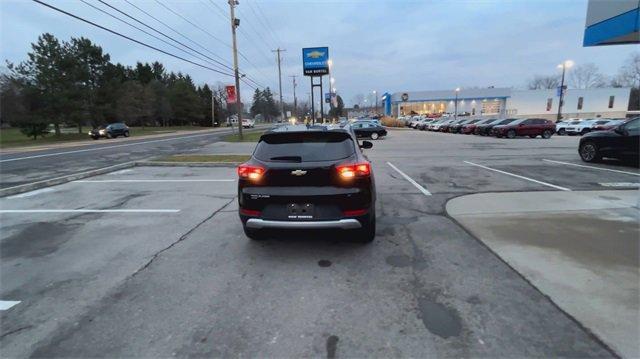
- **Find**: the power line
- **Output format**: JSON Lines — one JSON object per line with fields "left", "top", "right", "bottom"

{"left": 152, "top": 0, "right": 266, "bottom": 88}
{"left": 123, "top": 0, "right": 262, "bottom": 88}
{"left": 248, "top": 0, "right": 281, "bottom": 46}
{"left": 81, "top": 0, "right": 232, "bottom": 75}
{"left": 31, "top": 0, "right": 235, "bottom": 78}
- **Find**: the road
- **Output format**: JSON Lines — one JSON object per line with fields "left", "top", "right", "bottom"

{"left": 1, "top": 129, "right": 638, "bottom": 357}
{"left": 0, "top": 127, "right": 260, "bottom": 190}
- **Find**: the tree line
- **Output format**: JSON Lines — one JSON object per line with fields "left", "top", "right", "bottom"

{"left": 0, "top": 33, "right": 279, "bottom": 138}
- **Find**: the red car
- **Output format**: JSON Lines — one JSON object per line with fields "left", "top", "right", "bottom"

{"left": 491, "top": 118, "right": 556, "bottom": 139}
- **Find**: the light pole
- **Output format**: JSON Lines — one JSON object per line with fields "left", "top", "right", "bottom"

{"left": 557, "top": 60, "right": 574, "bottom": 122}
{"left": 228, "top": 0, "right": 242, "bottom": 139}
{"left": 454, "top": 87, "right": 460, "bottom": 121}
{"left": 373, "top": 90, "right": 377, "bottom": 114}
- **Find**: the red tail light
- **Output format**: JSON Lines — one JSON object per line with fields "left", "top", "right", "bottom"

{"left": 238, "top": 163, "right": 265, "bottom": 180}
{"left": 336, "top": 162, "right": 371, "bottom": 179}
{"left": 240, "top": 208, "right": 261, "bottom": 216}
{"left": 343, "top": 209, "right": 368, "bottom": 216}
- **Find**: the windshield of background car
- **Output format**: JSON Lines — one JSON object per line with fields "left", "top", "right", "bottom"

{"left": 254, "top": 132, "right": 355, "bottom": 162}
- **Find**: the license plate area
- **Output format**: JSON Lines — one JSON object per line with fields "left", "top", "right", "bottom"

{"left": 287, "top": 203, "right": 315, "bottom": 219}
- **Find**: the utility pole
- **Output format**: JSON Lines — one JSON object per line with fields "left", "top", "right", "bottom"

{"left": 272, "top": 48, "right": 286, "bottom": 121}
{"left": 290, "top": 75, "right": 297, "bottom": 119}
{"left": 211, "top": 92, "right": 216, "bottom": 127}
{"left": 228, "top": 0, "right": 242, "bottom": 139}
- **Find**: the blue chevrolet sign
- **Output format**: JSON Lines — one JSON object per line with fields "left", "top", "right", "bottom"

{"left": 302, "top": 47, "right": 329, "bottom": 76}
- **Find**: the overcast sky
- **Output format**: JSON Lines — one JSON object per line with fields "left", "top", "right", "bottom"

{"left": 1, "top": 0, "right": 636, "bottom": 106}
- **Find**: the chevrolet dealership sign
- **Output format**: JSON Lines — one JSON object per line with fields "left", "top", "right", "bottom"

{"left": 302, "top": 47, "right": 329, "bottom": 76}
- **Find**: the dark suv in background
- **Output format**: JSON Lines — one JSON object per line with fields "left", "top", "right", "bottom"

{"left": 238, "top": 124, "right": 376, "bottom": 242}
{"left": 579, "top": 117, "right": 639, "bottom": 163}
{"left": 89, "top": 122, "right": 130, "bottom": 140}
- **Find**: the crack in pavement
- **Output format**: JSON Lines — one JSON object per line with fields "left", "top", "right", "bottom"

{"left": 131, "top": 197, "right": 236, "bottom": 278}
{"left": 0, "top": 325, "right": 33, "bottom": 340}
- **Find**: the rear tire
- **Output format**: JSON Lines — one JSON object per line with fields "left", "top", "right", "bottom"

{"left": 370, "top": 132, "right": 379, "bottom": 140}
{"left": 542, "top": 130, "right": 552, "bottom": 139}
{"left": 580, "top": 128, "right": 590, "bottom": 136}
{"left": 558, "top": 129, "right": 566, "bottom": 135}
{"left": 355, "top": 215, "right": 375, "bottom": 243}
{"left": 124, "top": 131, "right": 130, "bottom": 137}
{"left": 243, "top": 226, "right": 266, "bottom": 240}
{"left": 506, "top": 129, "right": 516, "bottom": 139}
{"left": 579, "top": 141, "right": 601, "bottom": 162}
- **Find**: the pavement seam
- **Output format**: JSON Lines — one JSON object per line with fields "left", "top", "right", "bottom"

{"left": 442, "top": 193, "right": 622, "bottom": 359}
{"left": 130, "top": 197, "right": 236, "bottom": 278}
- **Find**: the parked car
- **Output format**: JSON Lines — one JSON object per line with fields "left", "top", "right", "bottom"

{"left": 351, "top": 121, "right": 387, "bottom": 140}
{"left": 556, "top": 120, "right": 584, "bottom": 135}
{"left": 440, "top": 119, "right": 464, "bottom": 132}
{"left": 578, "top": 117, "right": 639, "bottom": 163}
{"left": 237, "top": 124, "right": 376, "bottom": 242}
{"left": 427, "top": 119, "right": 444, "bottom": 131}
{"left": 475, "top": 118, "right": 516, "bottom": 136}
{"left": 417, "top": 119, "right": 435, "bottom": 130}
{"left": 591, "top": 119, "right": 626, "bottom": 132}
{"left": 242, "top": 118, "right": 255, "bottom": 128}
{"left": 450, "top": 119, "right": 480, "bottom": 133}
{"left": 491, "top": 118, "right": 555, "bottom": 139}
{"left": 565, "top": 119, "right": 612, "bottom": 136}
{"left": 88, "top": 122, "right": 130, "bottom": 140}
{"left": 431, "top": 119, "right": 453, "bottom": 132}
{"left": 462, "top": 118, "right": 496, "bottom": 134}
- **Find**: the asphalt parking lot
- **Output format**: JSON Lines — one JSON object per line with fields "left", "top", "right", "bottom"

{"left": 1, "top": 130, "right": 638, "bottom": 357}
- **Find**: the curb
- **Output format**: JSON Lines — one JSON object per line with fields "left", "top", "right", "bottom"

{"left": 0, "top": 161, "right": 240, "bottom": 197}
{"left": 0, "top": 162, "right": 137, "bottom": 198}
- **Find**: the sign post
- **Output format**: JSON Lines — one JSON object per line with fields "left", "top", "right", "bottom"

{"left": 302, "top": 47, "right": 329, "bottom": 124}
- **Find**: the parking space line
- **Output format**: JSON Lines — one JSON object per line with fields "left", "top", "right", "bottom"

{"left": 386, "top": 162, "right": 432, "bottom": 196}
{"left": 0, "top": 209, "right": 180, "bottom": 213}
{"left": 543, "top": 159, "right": 640, "bottom": 177}
{"left": 0, "top": 301, "right": 21, "bottom": 310}
{"left": 72, "top": 179, "right": 235, "bottom": 183}
{"left": 464, "top": 161, "right": 571, "bottom": 191}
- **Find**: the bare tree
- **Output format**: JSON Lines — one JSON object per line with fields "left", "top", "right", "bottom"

{"left": 527, "top": 75, "right": 559, "bottom": 90}
{"left": 568, "top": 63, "right": 606, "bottom": 89}
{"left": 351, "top": 93, "right": 364, "bottom": 107}
{"left": 613, "top": 52, "right": 640, "bottom": 89}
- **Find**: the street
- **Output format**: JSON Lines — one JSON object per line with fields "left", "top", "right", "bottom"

{"left": 0, "top": 127, "right": 260, "bottom": 190}
{"left": 1, "top": 129, "right": 638, "bottom": 357}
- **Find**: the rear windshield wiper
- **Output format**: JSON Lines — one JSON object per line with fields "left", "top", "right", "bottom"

{"left": 269, "top": 156, "right": 302, "bottom": 162}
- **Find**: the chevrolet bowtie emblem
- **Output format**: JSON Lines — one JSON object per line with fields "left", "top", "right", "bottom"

{"left": 291, "top": 170, "right": 307, "bottom": 176}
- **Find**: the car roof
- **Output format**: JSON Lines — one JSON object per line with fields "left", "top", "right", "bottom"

{"left": 266, "top": 124, "right": 349, "bottom": 134}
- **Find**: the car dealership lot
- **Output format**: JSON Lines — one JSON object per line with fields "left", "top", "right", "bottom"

{"left": 1, "top": 130, "right": 638, "bottom": 357}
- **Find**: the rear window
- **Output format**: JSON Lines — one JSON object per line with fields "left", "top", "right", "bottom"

{"left": 254, "top": 132, "right": 355, "bottom": 162}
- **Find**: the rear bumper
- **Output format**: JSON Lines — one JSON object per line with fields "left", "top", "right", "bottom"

{"left": 245, "top": 218, "right": 362, "bottom": 230}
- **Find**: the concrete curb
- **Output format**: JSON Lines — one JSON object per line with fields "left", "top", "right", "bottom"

{"left": 0, "top": 161, "right": 241, "bottom": 197}
{"left": 0, "top": 162, "right": 137, "bottom": 198}
{"left": 139, "top": 161, "right": 241, "bottom": 168}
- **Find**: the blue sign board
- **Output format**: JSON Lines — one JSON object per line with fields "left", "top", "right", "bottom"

{"left": 302, "top": 47, "right": 329, "bottom": 76}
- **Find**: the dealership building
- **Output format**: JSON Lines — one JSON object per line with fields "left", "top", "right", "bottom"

{"left": 381, "top": 87, "right": 632, "bottom": 120}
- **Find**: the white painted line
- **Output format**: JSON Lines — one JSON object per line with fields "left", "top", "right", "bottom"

{"left": 464, "top": 161, "right": 571, "bottom": 191}
{"left": 0, "top": 300, "right": 21, "bottom": 310}
{"left": 6, "top": 188, "right": 56, "bottom": 199}
{"left": 73, "top": 179, "right": 235, "bottom": 183}
{"left": 599, "top": 182, "right": 640, "bottom": 187}
{"left": 0, "top": 209, "right": 180, "bottom": 214}
{"left": 107, "top": 169, "right": 134, "bottom": 175}
{"left": 543, "top": 159, "right": 640, "bottom": 177}
{"left": 386, "top": 162, "right": 432, "bottom": 196}
{"left": 0, "top": 132, "right": 218, "bottom": 163}
{"left": 0, "top": 162, "right": 136, "bottom": 192}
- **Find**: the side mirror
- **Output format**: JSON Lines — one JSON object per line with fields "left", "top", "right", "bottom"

{"left": 360, "top": 141, "right": 373, "bottom": 149}
{"left": 614, "top": 126, "right": 626, "bottom": 135}
{"left": 518, "top": 123, "right": 525, "bottom": 127}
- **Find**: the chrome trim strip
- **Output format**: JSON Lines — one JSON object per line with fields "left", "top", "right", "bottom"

{"left": 246, "top": 218, "right": 361, "bottom": 230}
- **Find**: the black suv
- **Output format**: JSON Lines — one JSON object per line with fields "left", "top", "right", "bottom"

{"left": 238, "top": 124, "right": 376, "bottom": 242}
{"left": 89, "top": 123, "right": 130, "bottom": 139}
{"left": 579, "top": 117, "right": 639, "bottom": 163}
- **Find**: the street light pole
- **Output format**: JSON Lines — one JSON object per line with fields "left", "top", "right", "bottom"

{"left": 290, "top": 75, "right": 297, "bottom": 119}
{"left": 228, "top": 0, "right": 242, "bottom": 139}
{"left": 373, "top": 90, "right": 377, "bottom": 114}
{"left": 454, "top": 87, "right": 460, "bottom": 121}
{"left": 557, "top": 60, "right": 573, "bottom": 122}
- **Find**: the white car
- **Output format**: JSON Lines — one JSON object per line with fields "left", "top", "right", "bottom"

{"left": 556, "top": 119, "right": 584, "bottom": 135}
{"left": 242, "top": 118, "right": 255, "bottom": 128}
{"left": 565, "top": 119, "right": 611, "bottom": 135}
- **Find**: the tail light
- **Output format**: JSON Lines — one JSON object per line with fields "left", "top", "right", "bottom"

{"left": 343, "top": 209, "right": 368, "bottom": 216}
{"left": 238, "top": 163, "right": 265, "bottom": 180}
{"left": 336, "top": 162, "right": 371, "bottom": 179}
{"left": 240, "top": 208, "right": 261, "bottom": 216}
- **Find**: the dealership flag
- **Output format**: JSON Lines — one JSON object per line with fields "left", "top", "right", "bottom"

{"left": 226, "top": 85, "right": 237, "bottom": 104}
